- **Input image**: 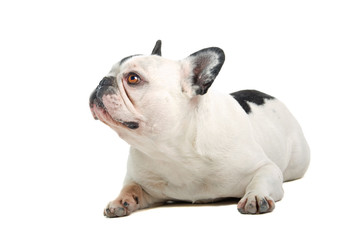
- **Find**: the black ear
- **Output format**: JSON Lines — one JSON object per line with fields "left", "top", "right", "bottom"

{"left": 151, "top": 40, "right": 162, "bottom": 56}
{"left": 185, "top": 47, "right": 225, "bottom": 95}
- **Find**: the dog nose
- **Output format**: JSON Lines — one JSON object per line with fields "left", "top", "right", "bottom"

{"left": 99, "top": 76, "right": 115, "bottom": 86}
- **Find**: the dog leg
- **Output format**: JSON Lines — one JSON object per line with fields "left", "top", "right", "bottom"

{"left": 104, "top": 183, "right": 160, "bottom": 217}
{"left": 237, "top": 162, "right": 284, "bottom": 214}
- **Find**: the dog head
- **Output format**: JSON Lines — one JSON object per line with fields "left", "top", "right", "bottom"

{"left": 89, "top": 40, "right": 225, "bottom": 144}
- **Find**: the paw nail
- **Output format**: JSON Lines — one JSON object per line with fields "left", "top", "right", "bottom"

{"left": 238, "top": 208, "right": 246, "bottom": 214}
{"left": 114, "top": 207, "right": 125, "bottom": 216}
{"left": 259, "top": 198, "right": 269, "bottom": 213}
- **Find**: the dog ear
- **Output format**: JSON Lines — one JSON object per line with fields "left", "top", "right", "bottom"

{"left": 151, "top": 40, "right": 162, "bottom": 56}
{"left": 182, "top": 47, "right": 225, "bottom": 95}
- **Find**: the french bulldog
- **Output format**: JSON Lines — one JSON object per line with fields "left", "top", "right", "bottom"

{"left": 89, "top": 40, "right": 310, "bottom": 217}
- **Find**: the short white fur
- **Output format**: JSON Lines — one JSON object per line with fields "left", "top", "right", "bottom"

{"left": 91, "top": 43, "right": 310, "bottom": 216}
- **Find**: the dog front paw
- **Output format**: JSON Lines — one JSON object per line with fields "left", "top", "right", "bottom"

{"left": 104, "top": 201, "right": 126, "bottom": 218}
{"left": 104, "top": 195, "right": 139, "bottom": 218}
{"left": 237, "top": 193, "right": 275, "bottom": 214}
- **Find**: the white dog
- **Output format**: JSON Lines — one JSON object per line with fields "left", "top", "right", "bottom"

{"left": 89, "top": 40, "right": 310, "bottom": 217}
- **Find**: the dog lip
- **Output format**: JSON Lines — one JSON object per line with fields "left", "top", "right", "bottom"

{"left": 90, "top": 85, "right": 139, "bottom": 129}
{"left": 117, "top": 120, "right": 139, "bottom": 129}
{"left": 91, "top": 97, "right": 140, "bottom": 130}
{"left": 124, "top": 121, "right": 139, "bottom": 129}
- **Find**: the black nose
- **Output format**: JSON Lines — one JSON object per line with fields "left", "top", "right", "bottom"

{"left": 89, "top": 88, "right": 97, "bottom": 106}
{"left": 99, "top": 76, "right": 115, "bottom": 86}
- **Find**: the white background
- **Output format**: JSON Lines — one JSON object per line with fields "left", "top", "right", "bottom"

{"left": 1, "top": 0, "right": 359, "bottom": 239}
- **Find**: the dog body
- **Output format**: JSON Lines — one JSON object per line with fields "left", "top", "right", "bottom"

{"left": 90, "top": 41, "right": 310, "bottom": 216}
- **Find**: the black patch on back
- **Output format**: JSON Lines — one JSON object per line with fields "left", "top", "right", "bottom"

{"left": 230, "top": 90, "right": 275, "bottom": 114}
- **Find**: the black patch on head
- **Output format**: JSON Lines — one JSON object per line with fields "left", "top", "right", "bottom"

{"left": 230, "top": 90, "right": 275, "bottom": 114}
{"left": 119, "top": 54, "right": 141, "bottom": 66}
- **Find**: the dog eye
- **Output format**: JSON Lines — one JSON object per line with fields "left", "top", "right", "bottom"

{"left": 126, "top": 73, "right": 141, "bottom": 85}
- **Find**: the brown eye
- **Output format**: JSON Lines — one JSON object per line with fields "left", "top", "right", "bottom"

{"left": 127, "top": 73, "right": 141, "bottom": 85}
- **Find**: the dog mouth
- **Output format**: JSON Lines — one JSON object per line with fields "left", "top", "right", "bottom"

{"left": 89, "top": 86, "right": 139, "bottom": 130}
